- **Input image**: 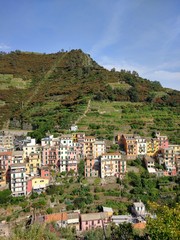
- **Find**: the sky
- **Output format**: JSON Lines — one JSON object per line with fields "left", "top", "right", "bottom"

{"left": 0, "top": 0, "right": 180, "bottom": 90}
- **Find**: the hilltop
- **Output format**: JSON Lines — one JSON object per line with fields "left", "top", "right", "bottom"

{"left": 0, "top": 49, "right": 179, "bottom": 142}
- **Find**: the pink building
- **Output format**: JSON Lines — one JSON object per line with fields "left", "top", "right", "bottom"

{"left": 27, "top": 178, "right": 32, "bottom": 195}
{"left": 156, "top": 132, "right": 168, "bottom": 149}
{"left": 41, "top": 146, "right": 59, "bottom": 169}
{"left": 81, "top": 212, "right": 109, "bottom": 231}
{"left": 39, "top": 166, "right": 50, "bottom": 179}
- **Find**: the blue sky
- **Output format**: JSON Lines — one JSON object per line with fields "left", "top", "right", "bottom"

{"left": 0, "top": 0, "right": 180, "bottom": 90}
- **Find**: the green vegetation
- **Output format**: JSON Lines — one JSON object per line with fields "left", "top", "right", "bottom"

{"left": 78, "top": 101, "right": 180, "bottom": 143}
{"left": 0, "top": 50, "right": 179, "bottom": 143}
{"left": 147, "top": 203, "right": 180, "bottom": 240}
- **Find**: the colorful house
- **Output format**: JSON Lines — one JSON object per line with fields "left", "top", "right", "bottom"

{"left": 100, "top": 153, "right": 126, "bottom": 178}
{"left": 31, "top": 177, "right": 49, "bottom": 191}
{"left": 135, "top": 136, "right": 147, "bottom": 156}
{"left": 121, "top": 134, "right": 137, "bottom": 159}
{"left": 84, "top": 136, "right": 96, "bottom": 158}
{"left": 80, "top": 212, "right": 109, "bottom": 231}
{"left": 25, "top": 153, "right": 41, "bottom": 176}
{"left": 44, "top": 212, "right": 68, "bottom": 227}
{"left": 85, "top": 155, "right": 99, "bottom": 177}
{"left": 10, "top": 163, "right": 26, "bottom": 197}
{"left": 0, "top": 132, "right": 14, "bottom": 148}
{"left": 67, "top": 212, "right": 80, "bottom": 231}
{"left": 155, "top": 132, "right": 169, "bottom": 149}
{"left": 23, "top": 137, "right": 41, "bottom": 159}
{"left": 146, "top": 138, "right": 159, "bottom": 157}
{"left": 93, "top": 140, "right": 106, "bottom": 158}
{"left": 39, "top": 166, "right": 50, "bottom": 179}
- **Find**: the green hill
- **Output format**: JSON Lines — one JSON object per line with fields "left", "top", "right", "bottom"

{"left": 0, "top": 49, "right": 179, "bottom": 142}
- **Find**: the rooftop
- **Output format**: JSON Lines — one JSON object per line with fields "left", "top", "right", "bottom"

{"left": 11, "top": 163, "right": 26, "bottom": 168}
{"left": 81, "top": 212, "right": 108, "bottom": 221}
{"left": 133, "top": 201, "right": 145, "bottom": 208}
{"left": 67, "top": 212, "right": 79, "bottom": 220}
{"left": 44, "top": 212, "right": 68, "bottom": 223}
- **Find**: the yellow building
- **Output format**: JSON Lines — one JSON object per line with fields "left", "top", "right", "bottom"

{"left": 168, "top": 145, "right": 180, "bottom": 153}
{"left": 146, "top": 138, "right": 159, "bottom": 157}
{"left": 32, "top": 177, "right": 49, "bottom": 191}
{"left": 25, "top": 153, "right": 41, "bottom": 176}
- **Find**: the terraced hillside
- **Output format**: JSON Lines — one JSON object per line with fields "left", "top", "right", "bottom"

{"left": 0, "top": 49, "right": 179, "bottom": 142}
{"left": 78, "top": 101, "right": 180, "bottom": 144}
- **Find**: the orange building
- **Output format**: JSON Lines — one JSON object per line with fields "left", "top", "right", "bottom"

{"left": 121, "top": 134, "right": 137, "bottom": 159}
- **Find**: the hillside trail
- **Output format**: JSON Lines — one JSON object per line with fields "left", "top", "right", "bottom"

{"left": 3, "top": 52, "right": 68, "bottom": 130}
{"left": 74, "top": 99, "right": 91, "bottom": 125}
{"left": 25, "top": 52, "right": 68, "bottom": 107}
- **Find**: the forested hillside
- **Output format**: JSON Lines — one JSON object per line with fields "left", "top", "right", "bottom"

{"left": 0, "top": 49, "right": 179, "bottom": 142}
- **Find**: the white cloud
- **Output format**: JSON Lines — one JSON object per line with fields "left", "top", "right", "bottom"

{"left": 0, "top": 43, "right": 10, "bottom": 50}
{"left": 98, "top": 55, "right": 180, "bottom": 91}
{"left": 144, "top": 70, "right": 180, "bottom": 90}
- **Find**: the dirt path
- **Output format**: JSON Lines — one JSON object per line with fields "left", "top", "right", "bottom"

{"left": 75, "top": 99, "right": 91, "bottom": 125}
{"left": 25, "top": 52, "right": 68, "bottom": 107}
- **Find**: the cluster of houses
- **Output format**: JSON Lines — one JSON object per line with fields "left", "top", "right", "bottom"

{"left": 0, "top": 130, "right": 179, "bottom": 197}
{"left": 116, "top": 132, "right": 180, "bottom": 176}
{"left": 0, "top": 131, "right": 127, "bottom": 197}
{"left": 0, "top": 200, "right": 148, "bottom": 237}
{"left": 35, "top": 201, "right": 148, "bottom": 232}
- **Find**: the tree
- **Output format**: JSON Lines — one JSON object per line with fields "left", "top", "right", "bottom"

{"left": 127, "top": 87, "right": 139, "bottom": 102}
{"left": 111, "top": 223, "right": 134, "bottom": 240}
{"left": 147, "top": 203, "right": 180, "bottom": 240}
{"left": 0, "top": 189, "right": 12, "bottom": 204}
{"left": 10, "top": 223, "right": 58, "bottom": 240}
{"left": 78, "top": 159, "right": 85, "bottom": 177}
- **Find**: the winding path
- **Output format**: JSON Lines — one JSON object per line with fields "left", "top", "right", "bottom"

{"left": 75, "top": 99, "right": 91, "bottom": 125}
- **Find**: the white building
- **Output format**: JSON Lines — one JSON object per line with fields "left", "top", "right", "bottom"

{"left": 60, "top": 135, "right": 73, "bottom": 147}
{"left": 132, "top": 201, "right": 146, "bottom": 217}
{"left": 23, "top": 137, "right": 41, "bottom": 159}
{"left": 10, "top": 163, "right": 26, "bottom": 197}
{"left": 70, "top": 124, "right": 78, "bottom": 132}
{"left": 135, "top": 136, "right": 147, "bottom": 156}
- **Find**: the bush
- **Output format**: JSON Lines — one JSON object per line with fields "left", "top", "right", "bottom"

{"left": 0, "top": 189, "right": 12, "bottom": 204}
{"left": 94, "top": 194, "right": 100, "bottom": 200}
{"left": 46, "top": 207, "right": 53, "bottom": 214}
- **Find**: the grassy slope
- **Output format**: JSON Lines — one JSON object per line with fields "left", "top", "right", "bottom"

{"left": 78, "top": 101, "right": 180, "bottom": 143}
{"left": 0, "top": 50, "right": 179, "bottom": 143}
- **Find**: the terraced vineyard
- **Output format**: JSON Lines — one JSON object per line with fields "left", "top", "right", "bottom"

{"left": 78, "top": 101, "right": 180, "bottom": 143}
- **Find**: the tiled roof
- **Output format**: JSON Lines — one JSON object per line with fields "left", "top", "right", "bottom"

{"left": 67, "top": 212, "right": 79, "bottom": 220}
{"left": 11, "top": 163, "right": 26, "bottom": 168}
{"left": 133, "top": 222, "right": 146, "bottom": 229}
{"left": 133, "top": 202, "right": 145, "bottom": 208}
{"left": 81, "top": 212, "right": 108, "bottom": 221}
{"left": 44, "top": 212, "right": 68, "bottom": 223}
{"left": 0, "top": 151, "right": 12, "bottom": 156}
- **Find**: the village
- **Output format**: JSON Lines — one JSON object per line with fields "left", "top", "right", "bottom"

{"left": 0, "top": 129, "right": 179, "bottom": 237}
